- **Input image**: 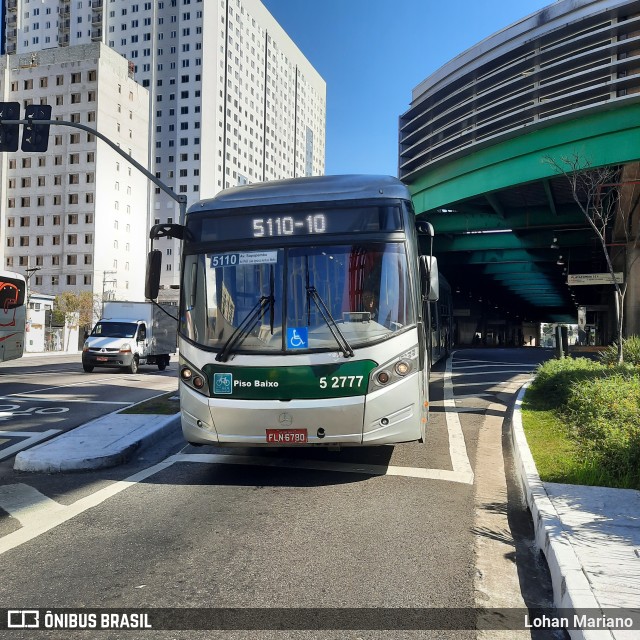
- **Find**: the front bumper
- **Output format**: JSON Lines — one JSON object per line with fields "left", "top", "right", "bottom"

{"left": 82, "top": 351, "right": 134, "bottom": 368}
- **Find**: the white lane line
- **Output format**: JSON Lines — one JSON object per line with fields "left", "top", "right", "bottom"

{"left": 451, "top": 370, "right": 536, "bottom": 377}
{"left": 453, "top": 364, "right": 536, "bottom": 370}
{"left": 0, "top": 430, "right": 61, "bottom": 462}
{"left": 164, "top": 453, "right": 475, "bottom": 484}
{"left": 450, "top": 380, "right": 523, "bottom": 388}
{"left": 7, "top": 377, "right": 126, "bottom": 395}
{"left": 0, "top": 396, "right": 130, "bottom": 405}
{"left": 453, "top": 393, "right": 494, "bottom": 400}
{"left": 0, "top": 459, "right": 174, "bottom": 556}
{"left": 444, "top": 356, "right": 474, "bottom": 482}
{"left": 0, "top": 484, "right": 67, "bottom": 528}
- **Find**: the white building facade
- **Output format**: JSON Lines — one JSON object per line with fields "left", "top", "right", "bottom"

{"left": 0, "top": 43, "right": 150, "bottom": 305}
{"left": 3, "top": 0, "right": 327, "bottom": 297}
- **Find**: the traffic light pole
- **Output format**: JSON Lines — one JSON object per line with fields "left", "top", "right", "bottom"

{"left": 0, "top": 117, "right": 188, "bottom": 224}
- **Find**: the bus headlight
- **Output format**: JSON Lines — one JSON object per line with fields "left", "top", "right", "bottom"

{"left": 180, "top": 358, "right": 210, "bottom": 397}
{"left": 395, "top": 360, "right": 411, "bottom": 376}
{"left": 368, "top": 347, "right": 418, "bottom": 393}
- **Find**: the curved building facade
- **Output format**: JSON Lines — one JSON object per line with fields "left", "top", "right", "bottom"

{"left": 401, "top": 0, "right": 640, "bottom": 342}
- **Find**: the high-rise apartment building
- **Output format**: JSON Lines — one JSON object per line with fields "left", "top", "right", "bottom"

{"left": 2, "top": 0, "right": 326, "bottom": 298}
{"left": 0, "top": 43, "right": 150, "bottom": 302}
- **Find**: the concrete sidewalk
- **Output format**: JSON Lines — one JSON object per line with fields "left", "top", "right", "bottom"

{"left": 512, "top": 383, "right": 640, "bottom": 640}
{"left": 14, "top": 411, "right": 179, "bottom": 473}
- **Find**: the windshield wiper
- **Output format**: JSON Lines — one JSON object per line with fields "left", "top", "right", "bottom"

{"left": 215, "top": 295, "right": 273, "bottom": 362}
{"left": 306, "top": 286, "right": 354, "bottom": 358}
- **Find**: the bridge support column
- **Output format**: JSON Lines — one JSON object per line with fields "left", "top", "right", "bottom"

{"left": 625, "top": 246, "right": 640, "bottom": 337}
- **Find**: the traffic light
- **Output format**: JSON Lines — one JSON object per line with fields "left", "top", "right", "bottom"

{"left": 21, "top": 104, "right": 52, "bottom": 152}
{"left": 0, "top": 102, "right": 21, "bottom": 152}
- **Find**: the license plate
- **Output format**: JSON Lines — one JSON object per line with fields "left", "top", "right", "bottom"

{"left": 96, "top": 356, "right": 108, "bottom": 362}
{"left": 266, "top": 429, "right": 307, "bottom": 444}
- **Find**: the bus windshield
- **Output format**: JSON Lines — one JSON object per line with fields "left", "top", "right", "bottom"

{"left": 181, "top": 242, "right": 415, "bottom": 354}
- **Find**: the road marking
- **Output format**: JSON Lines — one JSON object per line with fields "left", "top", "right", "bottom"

{"left": 444, "top": 356, "right": 475, "bottom": 482}
{"left": 6, "top": 375, "right": 146, "bottom": 396}
{"left": 453, "top": 364, "right": 535, "bottom": 371}
{"left": 0, "top": 356, "right": 479, "bottom": 554}
{"left": 453, "top": 358, "right": 538, "bottom": 365}
{"left": 0, "top": 396, "right": 131, "bottom": 405}
{"left": 0, "top": 484, "right": 67, "bottom": 528}
{"left": 0, "top": 430, "right": 61, "bottom": 462}
{"left": 449, "top": 380, "right": 522, "bottom": 388}
{"left": 0, "top": 459, "right": 174, "bottom": 556}
{"left": 453, "top": 392, "right": 494, "bottom": 400}
{"left": 451, "top": 370, "right": 535, "bottom": 377}
{"left": 164, "top": 452, "right": 475, "bottom": 484}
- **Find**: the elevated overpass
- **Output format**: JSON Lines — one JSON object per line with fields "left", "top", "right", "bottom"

{"left": 400, "top": 0, "right": 640, "bottom": 345}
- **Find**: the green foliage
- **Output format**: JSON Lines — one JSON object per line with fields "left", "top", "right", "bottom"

{"left": 524, "top": 356, "right": 640, "bottom": 489}
{"left": 599, "top": 335, "right": 640, "bottom": 367}
{"left": 54, "top": 290, "right": 97, "bottom": 327}
{"left": 528, "top": 357, "right": 604, "bottom": 408}
{"left": 565, "top": 374, "right": 640, "bottom": 488}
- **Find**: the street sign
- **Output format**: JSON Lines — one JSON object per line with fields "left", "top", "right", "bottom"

{"left": 567, "top": 272, "right": 623, "bottom": 286}
{"left": 0, "top": 102, "right": 20, "bottom": 152}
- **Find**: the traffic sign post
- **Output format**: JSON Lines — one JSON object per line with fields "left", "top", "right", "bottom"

{"left": 0, "top": 104, "right": 187, "bottom": 223}
{"left": 0, "top": 102, "right": 20, "bottom": 152}
{"left": 21, "top": 104, "right": 53, "bottom": 152}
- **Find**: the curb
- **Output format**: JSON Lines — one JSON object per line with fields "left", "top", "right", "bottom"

{"left": 14, "top": 413, "right": 180, "bottom": 473}
{"left": 511, "top": 381, "right": 613, "bottom": 640}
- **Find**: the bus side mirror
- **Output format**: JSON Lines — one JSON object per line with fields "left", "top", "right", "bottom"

{"left": 419, "top": 255, "right": 440, "bottom": 302}
{"left": 145, "top": 249, "right": 162, "bottom": 300}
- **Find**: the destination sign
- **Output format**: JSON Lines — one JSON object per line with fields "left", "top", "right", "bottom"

{"left": 209, "top": 251, "right": 278, "bottom": 268}
{"left": 189, "top": 206, "right": 403, "bottom": 242}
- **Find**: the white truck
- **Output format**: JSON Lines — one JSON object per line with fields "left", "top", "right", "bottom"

{"left": 82, "top": 301, "right": 177, "bottom": 374}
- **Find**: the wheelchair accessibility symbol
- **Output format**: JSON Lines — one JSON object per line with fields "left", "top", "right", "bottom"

{"left": 287, "top": 327, "right": 308, "bottom": 349}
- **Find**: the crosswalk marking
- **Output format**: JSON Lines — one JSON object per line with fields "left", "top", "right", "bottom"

{"left": 0, "top": 430, "right": 61, "bottom": 463}
{"left": 0, "top": 483, "right": 67, "bottom": 528}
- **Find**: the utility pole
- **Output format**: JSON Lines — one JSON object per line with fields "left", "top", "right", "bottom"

{"left": 102, "top": 271, "right": 117, "bottom": 317}
{"left": 24, "top": 266, "right": 41, "bottom": 346}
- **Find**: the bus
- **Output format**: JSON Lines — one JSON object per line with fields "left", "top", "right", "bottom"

{"left": 146, "top": 175, "right": 447, "bottom": 447}
{"left": 0, "top": 270, "right": 26, "bottom": 363}
{"left": 430, "top": 274, "right": 453, "bottom": 365}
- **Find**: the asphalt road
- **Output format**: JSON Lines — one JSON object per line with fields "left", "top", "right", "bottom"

{"left": 0, "top": 348, "right": 567, "bottom": 639}
{"left": 0, "top": 353, "right": 178, "bottom": 470}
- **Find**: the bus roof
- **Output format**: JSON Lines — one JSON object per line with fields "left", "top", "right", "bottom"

{"left": 188, "top": 175, "right": 411, "bottom": 213}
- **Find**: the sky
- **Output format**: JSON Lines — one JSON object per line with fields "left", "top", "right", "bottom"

{"left": 262, "top": 0, "right": 554, "bottom": 177}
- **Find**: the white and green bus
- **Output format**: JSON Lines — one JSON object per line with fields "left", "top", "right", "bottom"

{"left": 146, "top": 175, "right": 445, "bottom": 447}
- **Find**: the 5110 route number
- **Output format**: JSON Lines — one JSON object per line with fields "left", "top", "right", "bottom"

{"left": 319, "top": 375, "right": 364, "bottom": 389}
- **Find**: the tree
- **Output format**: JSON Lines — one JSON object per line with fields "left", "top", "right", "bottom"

{"left": 545, "top": 154, "right": 640, "bottom": 365}
{"left": 54, "top": 291, "right": 100, "bottom": 347}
